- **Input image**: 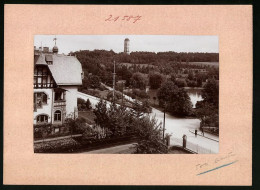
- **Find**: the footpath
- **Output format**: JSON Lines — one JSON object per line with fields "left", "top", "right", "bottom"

{"left": 189, "top": 130, "right": 219, "bottom": 142}
{"left": 80, "top": 143, "right": 136, "bottom": 154}
{"left": 34, "top": 134, "right": 82, "bottom": 144}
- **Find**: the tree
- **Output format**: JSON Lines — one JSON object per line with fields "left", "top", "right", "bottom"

{"left": 130, "top": 72, "right": 147, "bottom": 90}
{"left": 93, "top": 100, "right": 168, "bottom": 153}
{"left": 202, "top": 78, "right": 219, "bottom": 107}
{"left": 175, "top": 79, "right": 187, "bottom": 88}
{"left": 195, "top": 79, "right": 219, "bottom": 134}
{"left": 149, "top": 72, "right": 164, "bottom": 89}
{"left": 153, "top": 96, "right": 157, "bottom": 105}
{"left": 132, "top": 100, "right": 152, "bottom": 117}
{"left": 86, "top": 99, "right": 92, "bottom": 110}
{"left": 89, "top": 75, "right": 101, "bottom": 89}
{"left": 157, "top": 81, "right": 177, "bottom": 105}
{"left": 188, "top": 71, "right": 194, "bottom": 80}
{"left": 93, "top": 99, "right": 109, "bottom": 128}
{"left": 169, "top": 73, "right": 176, "bottom": 83}
{"left": 133, "top": 116, "right": 168, "bottom": 154}
{"left": 106, "top": 91, "right": 121, "bottom": 102}
{"left": 157, "top": 81, "right": 193, "bottom": 116}
{"left": 196, "top": 101, "right": 218, "bottom": 132}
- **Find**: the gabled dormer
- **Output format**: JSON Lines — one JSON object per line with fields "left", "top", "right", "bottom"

{"left": 45, "top": 55, "right": 53, "bottom": 65}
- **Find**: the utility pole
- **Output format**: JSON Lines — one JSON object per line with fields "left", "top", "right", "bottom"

{"left": 121, "top": 82, "right": 124, "bottom": 105}
{"left": 121, "top": 68, "right": 124, "bottom": 106}
{"left": 112, "top": 60, "right": 116, "bottom": 102}
{"left": 163, "top": 102, "right": 166, "bottom": 141}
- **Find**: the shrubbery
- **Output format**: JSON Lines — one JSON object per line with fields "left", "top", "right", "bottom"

{"left": 34, "top": 138, "right": 82, "bottom": 153}
{"left": 93, "top": 99, "right": 167, "bottom": 153}
{"left": 132, "top": 89, "right": 149, "bottom": 99}
{"left": 33, "top": 124, "right": 70, "bottom": 140}
{"left": 77, "top": 98, "right": 92, "bottom": 111}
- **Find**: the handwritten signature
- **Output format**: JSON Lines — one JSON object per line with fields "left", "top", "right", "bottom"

{"left": 196, "top": 151, "right": 238, "bottom": 176}
{"left": 105, "top": 15, "right": 142, "bottom": 23}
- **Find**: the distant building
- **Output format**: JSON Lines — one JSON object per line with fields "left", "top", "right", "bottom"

{"left": 33, "top": 39, "right": 83, "bottom": 125}
{"left": 190, "top": 68, "right": 208, "bottom": 74}
{"left": 124, "top": 38, "right": 130, "bottom": 54}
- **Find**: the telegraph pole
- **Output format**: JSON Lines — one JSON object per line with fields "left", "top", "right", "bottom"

{"left": 163, "top": 101, "right": 166, "bottom": 141}
{"left": 112, "top": 60, "right": 116, "bottom": 102}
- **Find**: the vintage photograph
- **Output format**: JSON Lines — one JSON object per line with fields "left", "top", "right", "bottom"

{"left": 33, "top": 35, "right": 219, "bottom": 154}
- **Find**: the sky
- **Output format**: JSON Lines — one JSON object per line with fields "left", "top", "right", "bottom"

{"left": 34, "top": 35, "right": 219, "bottom": 55}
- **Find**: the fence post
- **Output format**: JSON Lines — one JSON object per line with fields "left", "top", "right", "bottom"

{"left": 182, "top": 135, "right": 187, "bottom": 148}
{"left": 166, "top": 135, "right": 171, "bottom": 147}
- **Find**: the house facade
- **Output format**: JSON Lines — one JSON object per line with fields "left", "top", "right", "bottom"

{"left": 33, "top": 45, "right": 83, "bottom": 125}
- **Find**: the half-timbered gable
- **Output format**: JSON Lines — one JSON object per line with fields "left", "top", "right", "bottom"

{"left": 33, "top": 49, "right": 83, "bottom": 125}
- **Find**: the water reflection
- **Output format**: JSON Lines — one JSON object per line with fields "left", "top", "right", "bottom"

{"left": 185, "top": 88, "right": 203, "bottom": 108}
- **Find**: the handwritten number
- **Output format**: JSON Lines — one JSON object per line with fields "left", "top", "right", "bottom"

{"left": 105, "top": 15, "right": 113, "bottom": 21}
{"left": 113, "top": 16, "right": 120, "bottom": 22}
{"left": 122, "top": 16, "right": 129, "bottom": 20}
{"left": 106, "top": 15, "right": 141, "bottom": 23}
{"left": 133, "top": 16, "right": 142, "bottom": 23}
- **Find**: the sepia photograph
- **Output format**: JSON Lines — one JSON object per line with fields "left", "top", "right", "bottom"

{"left": 33, "top": 35, "right": 219, "bottom": 154}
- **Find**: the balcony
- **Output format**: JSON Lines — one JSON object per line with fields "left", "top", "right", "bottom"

{"left": 54, "top": 100, "right": 66, "bottom": 107}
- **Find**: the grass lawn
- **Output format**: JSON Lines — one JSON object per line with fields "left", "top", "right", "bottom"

{"left": 99, "top": 90, "right": 109, "bottom": 99}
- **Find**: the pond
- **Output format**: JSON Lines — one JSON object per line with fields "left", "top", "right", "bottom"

{"left": 185, "top": 87, "right": 203, "bottom": 108}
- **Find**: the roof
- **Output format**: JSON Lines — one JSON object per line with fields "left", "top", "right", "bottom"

{"left": 35, "top": 54, "right": 82, "bottom": 86}
{"left": 45, "top": 55, "right": 53, "bottom": 62}
{"left": 35, "top": 55, "right": 47, "bottom": 65}
{"left": 34, "top": 55, "right": 40, "bottom": 64}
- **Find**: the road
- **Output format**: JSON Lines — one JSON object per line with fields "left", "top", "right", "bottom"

{"left": 77, "top": 91, "right": 219, "bottom": 153}
{"left": 151, "top": 108, "right": 219, "bottom": 153}
{"left": 81, "top": 143, "right": 135, "bottom": 154}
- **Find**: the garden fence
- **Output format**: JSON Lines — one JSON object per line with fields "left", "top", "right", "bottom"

{"left": 170, "top": 136, "right": 212, "bottom": 154}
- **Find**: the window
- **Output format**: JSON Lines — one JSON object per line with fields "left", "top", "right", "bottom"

{"left": 36, "top": 115, "right": 48, "bottom": 123}
{"left": 54, "top": 91, "right": 65, "bottom": 101}
{"left": 34, "top": 66, "right": 55, "bottom": 88}
{"left": 54, "top": 110, "right": 61, "bottom": 121}
{"left": 34, "top": 92, "right": 48, "bottom": 108}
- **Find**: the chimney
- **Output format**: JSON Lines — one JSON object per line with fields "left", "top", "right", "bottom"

{"left": 43, "top": 47, "right": 49, "bottom": 53}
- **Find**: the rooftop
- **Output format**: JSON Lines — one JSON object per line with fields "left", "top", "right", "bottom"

{"left": 35, "top": 53, "right": 83, "bottom": 86}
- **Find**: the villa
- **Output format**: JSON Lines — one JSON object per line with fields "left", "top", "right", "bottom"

{"left": 33, "top": 43, "right": 83, "bottom": 126}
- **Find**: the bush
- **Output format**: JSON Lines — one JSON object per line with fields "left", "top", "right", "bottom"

{"left": 106, "top": 91, "right": 122, "bottom": 101}
{"left": 33, "top": 124, "right": 72, "bottom": 140}
{"left": 78, "top": 98, "right": 92, "bottom": 111}
{"left": 175, "top": 79, "right": 187, "bottom": 87}
{"left": 133, "top": 116, "right": 168, "bottom": 154}
{"left": 34, "top": 138, "right": 82, "bottom": 153}
{"left": 132, "top": 89, "right": 149, "bottom": 99}
{"left": 98, "top": 84, "right": 107, "bottom": 91}
{"left": 124, "top": 91, "right": 136, "bottom": 99}
{"left": 65, "top": 116, "right": 88, "bottom": 135}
